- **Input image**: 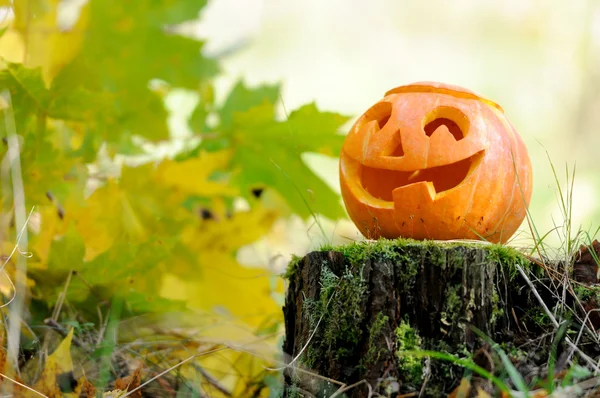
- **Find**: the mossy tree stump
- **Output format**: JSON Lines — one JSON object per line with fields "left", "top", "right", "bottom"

{"left": 282, "top": 239, "right": 552, "bottom": 397}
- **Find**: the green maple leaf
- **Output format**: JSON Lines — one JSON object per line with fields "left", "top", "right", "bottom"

{"left": 0, "top": 64, "right": 97, "bottom": 205}
{"left": 190, "top": 81, "right": 349, "bottom": 219}
{"left": 231, "top": 102, "right": 348, "bottom": 219}
{"left": 189, "top": 79, "right": 279, "bottom": 140}
{"left": 218, "top": 80, "right": 280, "bottom": 130}
{"left": 122, "top": 291, "right": 187, "bottom": 314}
{"left": 0, "top": 63, "right": 113, "bottom": 134}
{"left": 53, "top": 0, "right": 219, "bottom": 142}
{"left": 47, "top": 225, "right": 85, "bottom": 273}
{"left": 40, "top": 227, "right": 180, "bottom": 313}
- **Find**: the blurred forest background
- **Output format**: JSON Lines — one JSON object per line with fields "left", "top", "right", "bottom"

{"left": 0, "top": 0, "right": 598, "bottom": 396}
{"left": 192, "top": 0, "right": 600, "bottom": 254}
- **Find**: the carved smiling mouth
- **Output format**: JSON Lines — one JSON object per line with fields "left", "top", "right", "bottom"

{"left": 360, "top": 151, "right": 484, "bottom": 201}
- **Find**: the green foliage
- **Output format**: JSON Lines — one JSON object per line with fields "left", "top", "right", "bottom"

{"left": 487, "top": 243, "right": 534, "bottom": 280}
{"left": 399, "top": 349, "right": 511, "bottom": 394}
{"left": 283, "top": 254, "right": 304, "bottom": 280}
{"left": 362, "top": 313, "right": 390, "bottom": 367}
{"left": 440, "top": 285, "right": 461, "bottom": 327}
{"left": 395, "top": 319, "right": 423, "bottom": 384}
{"left": 303, "top": 263, "right": 368, "bottom": 367}
{"left": 183, "top": 79, "right": 350, "bottom": 219}
{"left": 0, "top": 0, "right": 350, "bottom": 394}
{"left": 471, "top": 326, "right": 529, "bottom": 393}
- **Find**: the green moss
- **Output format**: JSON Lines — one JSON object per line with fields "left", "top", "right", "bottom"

{"left": 395, "top": 319, "right": 424, "bottom": 384}
{"left": 441, "top": 285, "right": 462, "bottom": 328}
{"left": 303, "top": 263, "right": 369, "bottom": 368}
{"left": 361, "top": 313, "right": 390, "bottom": 367}
{"left": 499, "top": 342, "right": 528, "bottom": 362}
{"left": 446, "top": 249, "right": 465, "bottom": 269}
{"left": 283, "top": 254, "right": 303, "bottom": 280}
{"left": 423, "top": 242, "right": 446, "bottom": 268}
{"left": 574, "top": 284, "right": 600, "bottom": 301}
{"left": 486, "top": 244, "right": 532, "bottom": 280}
{"left": 284, "top": 385, "right": 302, "bottom": 398}
{"left": 292, "top": 238, "right": 536, "bottom": 391}
{"left": 330, "top": 238, "right": 405, "bottom": 266}
{"left": 490, "top": 290, "right": 504, "bottom": 326}
{"left": 523, "top": 306, "right": 552, "bottom": 328}
{"left": 326, "top": 238, "right": 530, "bottom": 273}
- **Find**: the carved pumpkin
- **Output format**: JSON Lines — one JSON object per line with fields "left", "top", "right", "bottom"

{"left": 339, "top": 82, "right": 532, "bottom": 243}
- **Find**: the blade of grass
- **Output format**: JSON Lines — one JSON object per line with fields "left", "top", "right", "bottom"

{"left": 470, "top": 326, "right": 529, "bottom": 394}
{"left": 2, "top": 90, "right": 29, "bottom": 383}
{"left": 96, "top": 296, "right": 124, "bottom": 390}
{"left": 544, "top": 321, "right": 568, "bottom": 393}
{"left": 398, "top": 350, "right": 510, "bottom": 394}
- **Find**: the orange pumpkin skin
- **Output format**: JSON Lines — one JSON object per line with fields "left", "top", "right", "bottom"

{"left": 339, "top": 82, "right": 533, "bottom": 243}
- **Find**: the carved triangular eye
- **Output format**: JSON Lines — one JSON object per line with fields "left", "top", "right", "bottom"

{"left": 350, "top": 101, "right": 392, "bottom": 136}
{"left": 382, "top": 130, "right": 404, "bottom": 157}
{"left": 424, "top": 118, "right": 463, "bottom": 140}
{"left": 422, "top": 106, "right": 469, "bottom": 141}
{"left": 376, "top": 111, "right": 390, "bottom": 130}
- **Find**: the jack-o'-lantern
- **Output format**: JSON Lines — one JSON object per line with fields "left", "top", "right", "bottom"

{"left": 339, "top": 82, "right": 532, "bottom": 243}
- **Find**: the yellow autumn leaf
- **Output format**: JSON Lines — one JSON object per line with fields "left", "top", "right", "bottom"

{"left": 154, "top": 150, "right": 237, "bottom": 198}
{"left": 33, "top": 328, "right": 74, "bottom": 396}
{"left": 102, "top": 390, "right": 128, "bottom": 398}
{"left": 182, "top": 203, "right": 279, "bottom": 252}
{"left": 160, "top": 206, "right": 282, "bottom": 328}
{"left": 161, "top": 255, "right": 282, "bottom": 327}
{"left": 118, "top": 312, "right": 280, "bottom": 397}
{"left": 0, "top": 29, "right": 25, "bottom": 64}
{"left": 195, "top": 350, "right": 273, "bottom": 397}
{"left": 30, "top": 205, "right": 70, "bottom": 267}
{"left": 48, "top": 327, "right": 74, "bottom": 372}
{"left": 75, "top": 155, "right": 233, "bottom": 261}
{"left": 74, "top": 179, "right": 132, "bottom": 261}
{"left": 476, "top": 388, "right": 493, "bottom": 398}
{"left": 449, "top": 377, "right": 471, "bottom": 398}
{"left": 6, "top": 0, "right": 89, "bottom": 86}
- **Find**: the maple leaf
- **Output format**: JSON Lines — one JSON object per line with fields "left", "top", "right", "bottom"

{"left": 154, "top": 150, "right": 238, "bottom": 199}
{"left": 216, "top": 79, "right": 281, "bottom": 131}
{"left": 10, "top": 0, "right": 89, "bottom": 86}
{"left": 0, "top": 1, "right": 356, "bottom": 395}
{"left": 33, "top": 328, "right": 75, "bottom": 396}
{"left": 189, "top": 81, "right": 349, "bottom": 220}
{"left": 51, "top": 0, "right": 219, "bottom": 141}
{"left": 0, "top": 62, "right": 113, "bottom": 132}
{"left": 73, "top": 163, "right": 185, "bottom": 260}
{"left": 160, "top": 205, "right": 283, "bottom": 327}
{"left": 114, "top": 365, "right": 142, "bottom": 398}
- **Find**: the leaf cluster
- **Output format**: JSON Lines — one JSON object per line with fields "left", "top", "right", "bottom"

{"left": 0, "top": 0, "right": 349, "bottom": 394}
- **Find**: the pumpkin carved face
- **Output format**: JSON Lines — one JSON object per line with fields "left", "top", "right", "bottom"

{"left": 339, "top": 82, "right": 533, "bottom": 243}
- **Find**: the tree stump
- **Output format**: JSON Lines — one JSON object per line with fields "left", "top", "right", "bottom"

{"left": 282, "top": 239, "right": 553, "bottom": 397}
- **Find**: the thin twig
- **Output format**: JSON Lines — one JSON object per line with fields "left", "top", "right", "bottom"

{"left": 0, "top": 371, "right": 49, "bottom": 397}
{"left": 265, "top": 290, "right": 337, "bottom": 373}
{"left": 329, "top": 379, "right": 373, "bottom": 398}
{"left": 43, "top": 318, "right": 92, "bottom": 353}
{"left": 51, "top": 270, "right": 73, "bottom": 320}
{"left": 122, "top": 347, "right": 229, "bottom": 397}
{"left": 515, "top": 265, "right": 600, "bottom": 373}
{"left": 194, "top": 364, "right": 232, "bottom": 397}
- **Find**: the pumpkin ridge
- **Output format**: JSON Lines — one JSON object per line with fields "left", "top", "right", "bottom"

{"left": 385, "top": 84, "right": 503, "bottom": 113}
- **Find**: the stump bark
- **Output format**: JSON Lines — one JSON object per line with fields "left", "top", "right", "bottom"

{"left": 282, "top": 239, "right": 551, "bottom": 397}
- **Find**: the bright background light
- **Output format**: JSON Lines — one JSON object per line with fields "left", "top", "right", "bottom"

{"left": 179, "top": 0, "right": 600, "bottom": 266}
